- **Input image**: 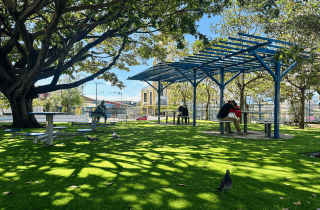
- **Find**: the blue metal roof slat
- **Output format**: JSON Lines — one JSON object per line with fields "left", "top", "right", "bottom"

{"left": 228, "top": 37, "right": 263, "bottom": 45}
{"left": 210, "top": 44, "right": 247, "bottom": 51}
{"left": 238, "top": 33, "right": 305, "bottom": 47}
{"left": 204, "top": 48, "right": 254, "bottom": 57}
{"left": 220, "top": 41, "right": 254, "bottom": 48}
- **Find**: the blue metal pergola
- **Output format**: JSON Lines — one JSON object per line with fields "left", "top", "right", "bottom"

{"left": 127, "top": 33, "right": 310, "bottom": 139}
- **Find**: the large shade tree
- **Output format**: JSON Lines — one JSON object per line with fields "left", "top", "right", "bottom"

{"left": 259, "top": 0, "right": 320, "bottom": 129}
{"left": 0, "top": 0, "right": 233, "bottom": 128}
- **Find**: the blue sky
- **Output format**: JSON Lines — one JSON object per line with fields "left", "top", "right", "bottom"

{"left": 35, "top": 15, "right": 222, "bottom": 102}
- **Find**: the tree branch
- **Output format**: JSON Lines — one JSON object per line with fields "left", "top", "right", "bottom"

{"left": 0, "top": 27, "right": 20, "bottom": 55}
{"left": 244, "top": 73, "right": 264, "bottom": 86}
{"left": 35, "top": 37, "right": 127, "bottom": 93}
{"left": 0, "top": 63, "right": 12, "bottom": 83}
{"left": 25, "top": 0, "right": 68, "bottom": 87}
{"left": 63, "top": 0, "right": 125, "bottom": 13}
{"left": 285, "top": 76, "right": 301, "bottom": 89}
{"left": 33, "top": 54, "right": 92, "bottom": 81}
{"left": 19, "top": 0, "right": 42, "bottom": 21}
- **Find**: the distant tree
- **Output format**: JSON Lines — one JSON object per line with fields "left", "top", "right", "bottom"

{"left": 169, "top": 82, "right": 193, "bottom": 105}
{"left": 211, "top": 2, "right": 271, "bottom": 122}
{"left": 259, "top": 0, "right": 320, "bottom": 129}
{"left": 197, "top": 78, "right": 218, "bottom": 120}
{"left": 0, "top": 92, "right": 10, "bottom": 114}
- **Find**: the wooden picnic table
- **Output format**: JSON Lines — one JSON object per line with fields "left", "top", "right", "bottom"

{"left": 241, "top": 111, "right": 264, "bottom": 133}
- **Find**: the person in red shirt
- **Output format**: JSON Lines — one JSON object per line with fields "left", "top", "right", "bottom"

{"left": 217, "top": 100, "right": 244, "bottom": 135}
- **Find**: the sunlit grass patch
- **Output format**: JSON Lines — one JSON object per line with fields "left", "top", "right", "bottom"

{"left": 0, "top": 120, "right": 319, "bottom": 209}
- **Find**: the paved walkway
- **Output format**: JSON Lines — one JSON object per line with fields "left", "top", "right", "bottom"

{"left": 201, "top": 130, "right": 294, "bottom": 140}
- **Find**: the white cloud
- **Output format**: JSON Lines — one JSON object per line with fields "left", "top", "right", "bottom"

{"left": 137, "top": 81, "right": 149, "bottom": 86}
{"left": 105, "top": 82, "right": 112, "bottom": 86}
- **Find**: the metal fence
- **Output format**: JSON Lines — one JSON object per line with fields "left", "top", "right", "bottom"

{"left": 183, "top": 102, "right": 320, "bottom": 122}
{"left": 126, "top": 106, "right": 141, "bottom": 119}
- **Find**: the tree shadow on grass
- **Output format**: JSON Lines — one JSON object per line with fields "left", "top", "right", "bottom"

{"left": 0, "top": 121, "right": 320, "bottom": 209}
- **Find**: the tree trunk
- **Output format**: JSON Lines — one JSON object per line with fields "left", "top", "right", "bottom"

{"left": 299, "top": 88, "right": 305, "bottom": 129}
{"left": 239, "top": 87, "right": 245, "bottom": 123}
{"left": 6, "top": 91, "right": 43, "bottom": 128}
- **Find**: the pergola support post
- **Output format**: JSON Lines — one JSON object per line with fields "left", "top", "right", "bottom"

{"left": 219, "top": 68, "right": 225, "bottom": 133}
{"left": 219, "top": 68, "right": 225, "bottom": 108}
{"left": 193, "top": 69, "right": 197, "bottom": 126}
{"left": 274, "top": 61, "right": 281, "bottom": 139}
{"left": 158, "top": 81, "right": 161, "bottom": 124}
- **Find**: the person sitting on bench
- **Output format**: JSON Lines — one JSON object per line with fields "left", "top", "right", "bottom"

{"left": 217, "top": 100, "right": 244, "bottom": 135}
{"left": 177, "top": 102, "right": 189, "bottom": 124}
{"left": 95, "top": 100, "right": 107, "bottom": 123}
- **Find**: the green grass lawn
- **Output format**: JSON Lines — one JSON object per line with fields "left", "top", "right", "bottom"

{"left": 0, "top": 120, "right": 319, "bottom": 210}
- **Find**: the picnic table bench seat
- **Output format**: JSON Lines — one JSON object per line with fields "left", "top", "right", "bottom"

{"left": 53, "top": 126, "right": 68, "bottom": 130}
{"left": 71, "top": 122, "right": 92, "bottom": 127}
{"left": 4, "top": 129, "right": 22, "bottom": 138}
{"left": 177, "top": 116, "right": 190, "bottom": 125}
{"left": 212, "top": 120, "right": 235, "bottom": 134}
{"left": 258, "top": 121, "right": 273, "bottom": 137}
{"left": 76, "top": 129, "right": 93, "bottom": 138}
{"left": 25, "top": 133, "right": 48, "bottom": 144}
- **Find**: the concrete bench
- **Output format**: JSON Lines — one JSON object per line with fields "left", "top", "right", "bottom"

{"left": 258, "top": 121, "right": 273, "bottom": 137}
{"left": 76, "top": 129, "right": 93, "bottom": 138}
{"left": 4, "top": 129, "right": 22, "bottom": 138}
{"left": 25, "top": 133, "right": 48, "bottom": 144}
{"left": 177, "top": 116, "right": 190, "bottom": 125}
{"left": 71, "top": 122, "right": 92, "bottom": 128}
{"left": 53, "top": 126, "right": 68, "bottom": 131}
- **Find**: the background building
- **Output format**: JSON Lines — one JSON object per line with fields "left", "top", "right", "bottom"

{"left": 140, "top": 81, "right": 171, "bottom": 115}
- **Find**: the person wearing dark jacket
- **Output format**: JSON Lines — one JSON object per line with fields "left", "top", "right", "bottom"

{"left": 177, "top": 104, "right": 188, "bottom": 124}
{"left": 217, "top": 100, "right": 244, "bottom": 135}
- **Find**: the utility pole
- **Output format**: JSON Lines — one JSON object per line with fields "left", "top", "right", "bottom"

{"left": 95, "top": 82, "right": 103, "bottom": 107}
{"left": 95, "top": 83, "right": 97, "bottom": 107}
{"left": 109, "top": 92, "right": 122, "bottom": 102}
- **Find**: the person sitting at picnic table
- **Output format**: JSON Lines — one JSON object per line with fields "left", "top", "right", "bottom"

{"left": 217, "top": 100, "right": 244, "bottom": 135}
{"left": 177, "top": 103, "right": 189, "bottom": 124}
{"left": 95, "top": 100, "right": 107, "bottom": 123}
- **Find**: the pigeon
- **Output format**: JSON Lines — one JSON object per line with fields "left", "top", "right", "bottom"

{"left": 217, "top": 170, "right": 232, "bottom": 194}
{"left": 87, "top": 136, "right": 100, "bottom": 143}
{"left": 111, "top": 130, "right": 120, "bottom": 139}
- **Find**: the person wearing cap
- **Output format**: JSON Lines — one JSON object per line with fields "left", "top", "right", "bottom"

{"left": 95, "top": 100, "right": 108, "bottom": 123}
{"left": 217, "top": 100, "right": 244, "bottom": 135}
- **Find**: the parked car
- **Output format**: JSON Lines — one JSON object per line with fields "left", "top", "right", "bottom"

{"left": 136, "top": 115, "right": 149, "bottom": 121}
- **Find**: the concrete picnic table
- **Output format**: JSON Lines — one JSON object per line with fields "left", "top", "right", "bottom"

{"left": 27, "top": 112, "right": 65, "bottom": 146}
{"left": 90, "top": 110, "right": 103, "bottom": 131}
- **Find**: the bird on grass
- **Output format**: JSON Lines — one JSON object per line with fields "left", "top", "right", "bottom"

{"left": 87, "top": 136, "right": 100, "bottom": 143}
{"left": 217, "top": 170, "right": 232, "bottom": 194}
{"left": 111, "top": 130, "right": 120, "bottom": 139}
